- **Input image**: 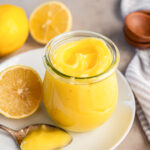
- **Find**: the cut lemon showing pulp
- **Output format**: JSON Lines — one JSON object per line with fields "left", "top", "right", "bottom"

{"left": 29, "top": 1, "right": 72, "bottom": 44}
{"left": 0, "top": 65, "right": 42, "bottom": 119}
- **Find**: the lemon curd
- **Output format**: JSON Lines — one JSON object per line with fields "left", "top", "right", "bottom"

{"left": 43, "top": 31, "right": 120, "bottom": 132}
{"left": 51, "top": 38, "right": 112, "bottom": 77}
{"left": 20, "top": 125, "right": 72, "bottom": 150}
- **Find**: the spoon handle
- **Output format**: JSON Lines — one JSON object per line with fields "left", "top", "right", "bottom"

{"left": 0, "top": 124, "right": 16, "bottom": 136}
{"left": 0, "top": 124, "right": 23, "bottom": 145}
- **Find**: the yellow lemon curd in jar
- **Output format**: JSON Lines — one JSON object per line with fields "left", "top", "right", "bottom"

{"left": 43, "top": 38, "right": 119, "bottom": 132}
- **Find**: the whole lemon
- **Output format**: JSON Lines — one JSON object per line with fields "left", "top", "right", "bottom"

{"left": 0, "top": 4, "right": 29, "bottom": 57}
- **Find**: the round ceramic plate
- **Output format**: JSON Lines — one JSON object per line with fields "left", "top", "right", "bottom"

{"left": 0, "top": 49, "right": 135, "bottom": 150}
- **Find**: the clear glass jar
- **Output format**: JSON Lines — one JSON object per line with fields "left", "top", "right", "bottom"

{"left": 43, "top": 31, "right": 120, "bottom": 132}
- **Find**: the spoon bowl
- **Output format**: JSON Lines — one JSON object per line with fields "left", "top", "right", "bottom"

{"left": 0, "top": 124, "right": 72, "bottom": 149}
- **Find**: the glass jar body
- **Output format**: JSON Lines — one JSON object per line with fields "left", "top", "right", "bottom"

{"left": 43, "top": 71, "right": 118, "bottom": 132}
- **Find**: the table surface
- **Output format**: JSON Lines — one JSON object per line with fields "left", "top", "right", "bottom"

{"left": 0, "top": 0, "right": 150, "bottom": 149}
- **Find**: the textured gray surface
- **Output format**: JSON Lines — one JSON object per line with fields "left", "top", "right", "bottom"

{"left": 0, "top": 0, "right": 150, "bottom": 149}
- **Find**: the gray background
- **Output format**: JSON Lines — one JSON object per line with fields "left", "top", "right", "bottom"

{"left": 0, "top": 0, "right": 150, "bottom": 149}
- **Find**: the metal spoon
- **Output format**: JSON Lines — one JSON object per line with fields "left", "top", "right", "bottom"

{"left": 0, "top": 124, "right": 72, "bottom": 149}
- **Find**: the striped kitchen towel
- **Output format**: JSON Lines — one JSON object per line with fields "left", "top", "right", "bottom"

{"left": 121, "top": 0, "right": 150, "bottom": 142}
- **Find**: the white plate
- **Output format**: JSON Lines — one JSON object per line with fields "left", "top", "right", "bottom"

{"left": 0, "top": 49, "right": 135, "bottom": 150}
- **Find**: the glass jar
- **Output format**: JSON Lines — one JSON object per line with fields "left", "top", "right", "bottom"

{"left": 43, "top": 31, "right": 120, "bottom": 132}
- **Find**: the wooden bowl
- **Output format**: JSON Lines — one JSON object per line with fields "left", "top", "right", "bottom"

{"left": 125, "top": 11, "right": 150, "bottom": 42}
{"left": 124, "top": 30, "right": 150, "bottom": 49}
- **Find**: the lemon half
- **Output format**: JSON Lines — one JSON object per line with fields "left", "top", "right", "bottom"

{"left": 29, "top": 1, "right": 72, "bottom": 44}
{"left": 0, "top": 65, "right": 42, "bottom": 119}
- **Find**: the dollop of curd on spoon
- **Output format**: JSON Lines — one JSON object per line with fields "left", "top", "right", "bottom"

{"left": 51, "top": 38, "right": 112, "bottom": 77}
{"left": 20, "top": 125, "right": 72, "bottom": 150}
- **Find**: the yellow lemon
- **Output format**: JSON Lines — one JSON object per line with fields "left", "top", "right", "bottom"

{"left": 29, "top": 1, "right": 72, "bottom": 44}
{"left": 0, "top": 65, "right": 42, "bottom": 119}
{"left": 0, "top": 4, "right": 29, "bottom": 57}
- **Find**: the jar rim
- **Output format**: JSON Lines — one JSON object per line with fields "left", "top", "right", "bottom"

{"left": 43, "top": 30, "right": 120, "bottom": 84}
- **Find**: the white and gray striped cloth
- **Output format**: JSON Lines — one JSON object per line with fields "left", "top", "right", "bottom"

{"left": 121, "top": 0, "right": 150, "bottom": 141}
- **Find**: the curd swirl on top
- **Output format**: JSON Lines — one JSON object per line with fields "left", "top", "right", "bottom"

{"left": 51, "top": 38, "right": 112, "bottom": 77}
